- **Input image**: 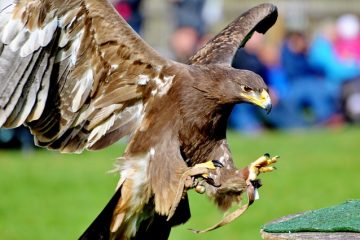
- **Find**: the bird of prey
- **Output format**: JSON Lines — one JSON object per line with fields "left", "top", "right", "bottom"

{"left": 0, "top": 0, "right": 278, "bottom": 239}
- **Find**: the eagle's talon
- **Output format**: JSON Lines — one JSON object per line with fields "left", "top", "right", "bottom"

{"left": 195, "top": 185, "right": 206, "bottom": 194}
{"left": 259, "top": 166, "right": 276, "bottom": 173}
{"left": 248, "top": 153, "right": 279, "bottom": 181}
{"left": 205, "top": 176, "right": 221, "bottom": 187}
{"left": 194, "top": 159, "right": 221, "bottom": 171}
{"left": 212, "top": 160, "right": 224, "bottom": 168}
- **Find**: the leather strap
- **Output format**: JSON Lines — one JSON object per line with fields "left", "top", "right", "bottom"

{"left": 189, "top": 179, "right": 259, "bottom": 234}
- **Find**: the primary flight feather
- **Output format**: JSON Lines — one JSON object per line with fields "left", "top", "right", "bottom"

{"left": 0, "top": 0, "right": 278, "bottom": 239}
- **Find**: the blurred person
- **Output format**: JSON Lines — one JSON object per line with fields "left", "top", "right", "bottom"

{"left": 341, "top": 77, "right": 360, "bottom": 123}
{"left": 259, "top": 43, "right": 288, "bottom": 107}
{"left": 0, "top": 127, "right": 34, "bottom": 151}
{"left": 308, "top": 19, "right": 360, "bottom": 88}
{"left": 335, "top": 14, "right": 360, "bottom": 123}
{"left": 258, "top": 43, "right": 306, "bottom": 129}
{"left": 308, "top": 18, "right": 360, "bottom": 124}
{"left": 169, "top": 0, "right": 210, "bottom": 62}
{"left": 282, "top": 31, "right": 321, "bottom": 80}
{"left": 281, "top": 31, "right": 337, "bottom": 127}
{"left": 335, "top": 14, "right": 360, "bottom": 65}
{"left": 232, "top": 32, "right": 268, "bottom": 79}
{"left": 111, "top": 0, "right": 144, "bottom": 34}
{"left": 201, "top": 0, "right": 223, "bottom": 27}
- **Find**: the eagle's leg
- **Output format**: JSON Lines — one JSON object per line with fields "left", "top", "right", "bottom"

{"left": 248, "top": 153, "right": 279, "bottom": 181}
{"left": 167, "top": 160, "right": 223, "bottom": 221}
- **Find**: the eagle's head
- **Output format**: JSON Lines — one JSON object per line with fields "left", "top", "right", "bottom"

{"left": 229, "top": 68, "right": 272, "bottom": 114}
{"left": 197, "top": 66, "right": 272, "bottom": 114}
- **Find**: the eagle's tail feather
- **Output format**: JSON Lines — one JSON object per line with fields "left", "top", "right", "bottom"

{"left": 132, "top": 195, "right": 191, "bottom": 240}
{"left": 78, "top": 189, "right": 191, "bottom": 240}
{"left": 78, "top": 186, "right": 122, "bottom": 240}
{"left": 78, "top": 178, "right": 191, "bottom": 240}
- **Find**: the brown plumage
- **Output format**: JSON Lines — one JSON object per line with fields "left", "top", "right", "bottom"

{"left": 0, "top": 1, "right": 277, "bottom": 239}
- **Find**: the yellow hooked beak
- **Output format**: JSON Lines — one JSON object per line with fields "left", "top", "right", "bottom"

{"left": 241, "top": 89, "right": 272, "bottom": 114}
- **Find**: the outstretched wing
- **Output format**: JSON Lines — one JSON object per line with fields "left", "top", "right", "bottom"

{"left": 189, "top": 3, "right": 277, "bottom": 65}
{"left": 0, "top": 0, "right": 169, "bottom": 152}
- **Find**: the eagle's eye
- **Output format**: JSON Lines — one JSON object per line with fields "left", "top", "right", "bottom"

{"left": 241, "top": 85, "right": 252, "bottom": 92}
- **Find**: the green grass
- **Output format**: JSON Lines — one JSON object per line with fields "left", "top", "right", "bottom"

{"left": 1, "top": 127, "right": 360, "bottom": 240}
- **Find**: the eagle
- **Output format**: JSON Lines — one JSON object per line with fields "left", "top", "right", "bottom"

{"left": 0, "top": 1, "right": 278, "bottom": 239}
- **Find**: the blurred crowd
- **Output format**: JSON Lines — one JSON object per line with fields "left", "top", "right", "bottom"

{"left": 1, "top": 0, "right": 360, "bottom": 149}
{"left": 229, "top": 14, "right": 360, "bottom": 133}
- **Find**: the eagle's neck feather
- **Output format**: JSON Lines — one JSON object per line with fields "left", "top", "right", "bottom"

{"left": 178, "top": 72, "right": 234, "bottom": 165}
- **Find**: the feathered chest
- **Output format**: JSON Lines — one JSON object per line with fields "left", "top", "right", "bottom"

{"left": 178, "top": 103, "right": 234, "bottom": 166}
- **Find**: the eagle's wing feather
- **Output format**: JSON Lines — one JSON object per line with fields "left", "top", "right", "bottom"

{"left": 0, "top": 0, "right": 168, "bottom": 152}
{"left": 189, "top": 3, "right": 277, "bottom": 65}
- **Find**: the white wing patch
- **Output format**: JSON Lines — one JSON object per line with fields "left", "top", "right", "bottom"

{"left": 88, "top": 113, "right": 117, "bottom": 145}
{"left": 27, "top": 70, "right": 51, "bottom": 122}
{"left": 150, "top": 148, "right": 155, "bottom": 157}
{"left": 19, "top": 28, "right": 41, "bottom": 57}
{"left": 151, "top": 75, "right": 174, "bottom": 96}
{"left": 0, "top": 3, "right": 58, "bottom": 57}
{"left": 38, "top": 17, "right": 58, "bottom": 47}
{"left": 55, "top": 30, "right": 84, "bottom": 64}
{"left": 9, "top": 29, "right": 28, "bottom": 52}
{"left": 87, "top": 102, "right": 144, "bottom": 148}
{"left": 58, "top": 8, "right": 79, "bottom": 28}
{"left": 137, "top": 74, "right": 150, "bottom": 86}
{"left": 1, "top": 17, "right": 23, "bottom": 44}
{"left": 87, "top": 104, "right": 122, "bottom": 128}
{"left": 71, "top": 68, "right": 93, "bottom": 112}
{"left": 70, "top": 31, "right": 83, "bottom": 65}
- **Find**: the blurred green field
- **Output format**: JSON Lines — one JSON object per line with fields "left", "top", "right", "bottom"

{"left": 0, "top": 126, "right": 359, "bottom": 240}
